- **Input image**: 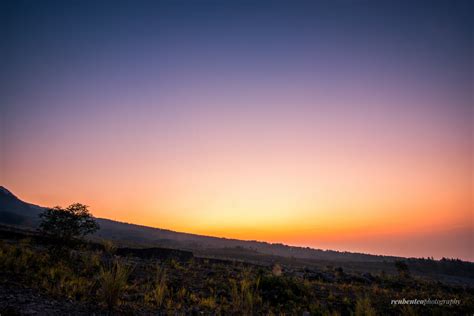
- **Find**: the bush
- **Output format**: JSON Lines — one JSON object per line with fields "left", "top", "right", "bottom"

{"left": 199, "top": 296, "right": 217, "bottom": 309}
{"left": 260, "top": 275, "right": 310, "bottom": 307}
{"left": 230, "top": 273, "right": 261, "bottom": 314}
{"left": 395, "top": 260, "right": 410, "bottom": 278}
{"left": 354, "top": 297, "right": 376, "bottom": 316}
{"left": 150, "top": 265, "right": 168, "bottom": 308}
{"left": 98, "top": 260, "right": 130, "bottom": 310}
{"left": 39, "top": 203, "right": 99, "bottom": 243}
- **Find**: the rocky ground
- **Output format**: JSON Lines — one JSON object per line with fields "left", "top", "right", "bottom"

{"left": 0, "top": 234, "right": 473, "bottom": 315}
{"left": 0, "top": 277, "right": 98, "bottom": 315}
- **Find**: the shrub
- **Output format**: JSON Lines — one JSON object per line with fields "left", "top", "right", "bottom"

{"left": 272, "top": 263, "right": 282, "bottom": 276}
{"left": 145, "top": 265, "right": 168, "bottom": 308}
{"left": 260, "top": 275, "right": 309, "bottom": 307}
{"left": 98, "top": 260, "right": 130, "bottom": 310}
{"left": 199, "top": 296, "right": 217, "bottom": 309}
{"left": 395, "top": 260, "right": 410, "bottom": 278}
{"left": 177, "top": 287, "right": 187, "bottom": 302}
{"left": 0, "top": 241, "right": 37, "bottom": 274}
{"left": 230, "top": 270, "right": 261, "bottom": 314}
{"left": 354, "top": 297, "right": 376, "bottom": 316}
{"left": 400, "top": 305, "right": 418, "bottom": 316}
{"left": 102, "top": 239, "right": 117, "bottom": 255}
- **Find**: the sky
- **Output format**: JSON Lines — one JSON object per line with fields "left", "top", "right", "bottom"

{"left": 1, "top": 0, "right": 472, "bottom": 260}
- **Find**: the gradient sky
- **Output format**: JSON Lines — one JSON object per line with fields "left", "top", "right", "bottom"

{"left": 1, "top": 0, "right": 472, "bottom": 260}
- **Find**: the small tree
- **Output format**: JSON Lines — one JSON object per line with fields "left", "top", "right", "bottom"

{"left": 395, "top": 260, "right": 410, "bottom": 278}
{"left": 39, "top": 203, "right": 99, "bottom": 242}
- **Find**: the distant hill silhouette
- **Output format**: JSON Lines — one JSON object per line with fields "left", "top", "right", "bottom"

{"left": 0, "top": 187, "right": 43, "bottom": 226}
{"left": 0, "top": 185, "right": 401, "bottom": 262}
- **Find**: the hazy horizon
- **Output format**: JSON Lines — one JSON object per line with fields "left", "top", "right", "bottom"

{"left": 2, "top": 0, "right": 473, "bottom": 261}
{"left": 2, "top": 184, "right": 472, "bottom": 261}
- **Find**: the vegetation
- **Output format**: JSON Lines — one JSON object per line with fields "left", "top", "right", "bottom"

{"left": 0, "top": 237, "right": 473, "bottom": 315}
{"left": 146, "top": 265, "right": 168, "bottom": 308}
{"left": 395, "top": 260, "right": 410, "bottom": 278}
{"left": 354, "top": 296, "right": 376, "bottom": 316}
{"left": 98, "top": 260, "right": 131, "bottom": 310}
{"left": 38, "top": 203, "right": 99, "bottom": 242}
{"left": 230, "top": 269, "right": 261, "bottom": 314}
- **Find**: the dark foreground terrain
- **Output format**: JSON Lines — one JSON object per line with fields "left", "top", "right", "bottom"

{"left": 0, "top": 227, "right": 473, "bottom": 315}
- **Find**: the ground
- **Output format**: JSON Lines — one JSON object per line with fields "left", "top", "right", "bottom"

{"left": 0, "top": 228, "right": 473, "bottom": 315}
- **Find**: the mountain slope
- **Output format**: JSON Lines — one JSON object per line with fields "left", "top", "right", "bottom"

{"left": 0, "top": 186, "right": 399, "bottom": 262}
{"left": 0, "top": 187, "right": 43, "bottom": 226}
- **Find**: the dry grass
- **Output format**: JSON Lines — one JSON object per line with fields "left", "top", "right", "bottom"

{"left": 98, "top": 260, "right": 130, "bottom": 310}
{"left": 354, "top": 296, "right": 377, "bottom": 316}
{"left": 230, "top": 269, "right": 261, "bottom": 314}
{"left": 144, "top": 265, "right": 168, "bottom": 308}
{"left": 0, "top": 238, "right": 472, "bottom": 315}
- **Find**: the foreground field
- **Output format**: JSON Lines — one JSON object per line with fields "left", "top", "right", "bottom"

{"left": 0, "top": 237, "right": 473, "bottom": 315}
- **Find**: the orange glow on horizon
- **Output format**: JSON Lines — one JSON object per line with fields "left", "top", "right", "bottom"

{"left": 5, "top": 132, "right": 471, "bottom": 260}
